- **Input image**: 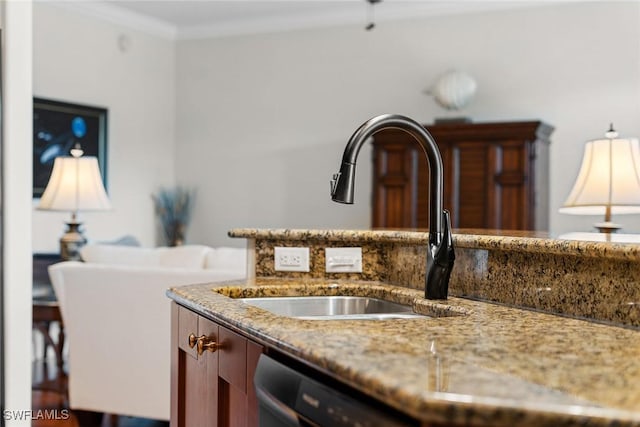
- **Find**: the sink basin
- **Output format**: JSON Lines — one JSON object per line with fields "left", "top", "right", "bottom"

{"left": 237, "top": 296, "right": 427, "bottom": 320}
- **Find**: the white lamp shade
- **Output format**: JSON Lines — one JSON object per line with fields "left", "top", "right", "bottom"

{"left": 559, "top": 137, "right": 640, "bottom": 215}
{"left": 38, "top": 156, "right": 111, "bottom": 212}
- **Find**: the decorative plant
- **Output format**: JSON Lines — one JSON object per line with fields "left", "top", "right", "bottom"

{"left": 152, "top": 186, "right": 196, "bottom": 246}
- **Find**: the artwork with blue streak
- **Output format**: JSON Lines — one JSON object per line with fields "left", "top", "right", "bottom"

{"left": 33, "top": 98, "right": 107, "bottom": 198}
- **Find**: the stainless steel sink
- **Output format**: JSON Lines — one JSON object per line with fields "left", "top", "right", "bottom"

{"left": 237, "top": 296, "right": 427, "bottom": 320}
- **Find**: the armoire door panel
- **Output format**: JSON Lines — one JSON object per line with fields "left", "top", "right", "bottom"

{"left": 441, "top": 144, "right": 458, "bottom": 227}
{"left": 373, "top": 141, "right": 423, "bottom": 228}
{"left": 495, "top": 141, "right": 528, "bottom": 229}
{"left": 372, "top": 121, "right": 553, "bottom": 231}
{"left": 456, "top": 143, "right": 489, "bottom": 228}
{"left": 486, "top": 144, "right": 501, "bottom": 230}
{"left": 500, "top": 185, "right": 525, "bottom": 230}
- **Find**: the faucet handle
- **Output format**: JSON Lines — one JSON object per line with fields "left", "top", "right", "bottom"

{"left": 330, "top": 172, "right": 341, "bottom": 196}
{"left": 426, "top": 210, "right": 456, "bottom": 300}
{"left": 437, "top": 210, "right": 455, "bottom": 266}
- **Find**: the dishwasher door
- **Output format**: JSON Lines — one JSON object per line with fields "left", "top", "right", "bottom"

{"left": 253, "top": 354, "right": 415, "bottom": 427}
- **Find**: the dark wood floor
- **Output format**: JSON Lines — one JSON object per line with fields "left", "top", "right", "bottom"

{"left": 32, "top": 358, "right": 169, "bottom": 427}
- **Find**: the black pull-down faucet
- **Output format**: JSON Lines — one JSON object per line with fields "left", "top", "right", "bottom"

{"left": 330, "top": 114, "right": 455, "bottom": 299}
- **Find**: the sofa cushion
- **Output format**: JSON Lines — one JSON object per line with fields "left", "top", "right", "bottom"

{"left": 80, "top": 244, "right": 160, "bottom": 266}
{"left": 156, "top": 245, "right": 211, "bottom": 269}
{"left": 205, "top": 247, "right": 247, "bottom": 272}
{"left": 80, "top": 244, "right": 211, "bottom": 269}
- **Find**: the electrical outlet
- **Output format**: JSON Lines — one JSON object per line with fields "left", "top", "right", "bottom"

{"left": 325, "top": 247, "right": 362, "bottom": 273}
{"left": 274, "top": 247, "right": 310, "bottom": 272}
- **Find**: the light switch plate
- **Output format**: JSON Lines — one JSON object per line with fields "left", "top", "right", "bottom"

{"left": 325, "top": 247, "right": 362, "bottom": 273}
{"left": 274, "top": 247, "right": 310, "bottom": 272}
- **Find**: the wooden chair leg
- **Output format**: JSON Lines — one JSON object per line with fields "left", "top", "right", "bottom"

{"left": 34, "top": 321, "right": 54, "bottom": 359}
{"left": 56, "top": 320, "right": 65, "bottom": 370}
{"left": 43, "top": 321, "right": 50, "bottom": 359}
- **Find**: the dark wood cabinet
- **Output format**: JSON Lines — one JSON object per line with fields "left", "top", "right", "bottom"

{"left": 372, "top": 121, "right": 553, "bottom": 231}
{"left": 171, "top": 303, "right": 263, "bottom": 427}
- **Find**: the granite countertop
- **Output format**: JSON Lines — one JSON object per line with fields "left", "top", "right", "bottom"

{"left": 167, "top": 277, "right": 640, "bottom": 427}
{"left": 229, "top": 228, "right": 640, "bottom": 261}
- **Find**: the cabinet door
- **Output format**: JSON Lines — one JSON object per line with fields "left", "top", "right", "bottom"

{"left": 246, "top": 341, "right": 263, "bottom": 427}
{"left": 443, "top": 139, "right": 530, "bottom": 230}
{"left": 171, "top": 303, "right": 264, "bottom": 427}
{"left": 219, "top": 326, "right": 247, "bottom": 427}
{"left": 218, "top": 326, "right": 264, "bottom": 427}
{"left": 444, "top": 140, "right": 495, "bottom": 229}
{"left": 196, "top": 316, "right": 221, "bottom": 427}
{"left": 372, "top": 135, "right": 424, "bottom": 228}
{"left": 171, "top": 304, "right": 219, "bottom": 427}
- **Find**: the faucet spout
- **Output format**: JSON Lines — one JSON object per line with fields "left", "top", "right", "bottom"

{"left": 330, "top": 114, "right": 455, "bottom": 299}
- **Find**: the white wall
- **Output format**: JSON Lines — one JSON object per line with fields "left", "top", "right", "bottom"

{"left": 176, "top": 1, "right": 640, "bottom": 246}
{"left": 3, "top": 0, "right": 33, "bottom": 423}
{"left": 32, "top": 3, "right": 176, "bottom": 251}
{"left": 33, "top": 2, "right": 640, "bottom": 249}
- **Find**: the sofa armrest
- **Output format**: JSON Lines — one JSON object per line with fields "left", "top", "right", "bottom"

{"left": 47, "top": 262, "right": 245, "bottom": 419}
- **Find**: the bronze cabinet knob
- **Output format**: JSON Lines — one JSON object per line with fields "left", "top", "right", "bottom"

{"left": 188, "top": 333, "right": 199, "bottom": 349}
{"left": 196, "top": 336, "right": 218, "bottom": 355}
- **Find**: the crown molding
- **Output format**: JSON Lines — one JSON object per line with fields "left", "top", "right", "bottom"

{"left": 176, "top": 6, "right": 367, "bottom": 40}
{"left": 39, "top": 1, "right": 550, "bottom": 41}
{"left": 38, "top": 0, "right": 177, "bottom": 40}
{"left": 175, "top": 2, "right": 545, "bottom": 41}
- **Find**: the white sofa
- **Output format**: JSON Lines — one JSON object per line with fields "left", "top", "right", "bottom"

{"left": 49, "top": 244, "right": 248, "bottom": 421}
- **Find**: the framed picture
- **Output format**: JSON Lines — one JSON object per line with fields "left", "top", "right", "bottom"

{"left": 33, "top": 97, "right": 108, "bottom": 198}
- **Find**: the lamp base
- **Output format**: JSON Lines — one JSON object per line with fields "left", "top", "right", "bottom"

{"left": 594, "top": 221, "right": 622, "bottom": 233}
{"left": 60, "top": 221, "right": 87, "bottom": 261}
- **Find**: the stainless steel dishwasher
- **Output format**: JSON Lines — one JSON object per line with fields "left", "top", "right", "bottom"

{"left": 253, "top": 354, "right": 416, "bottom": 427}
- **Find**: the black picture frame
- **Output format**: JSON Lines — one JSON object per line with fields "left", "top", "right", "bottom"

{"left": 33, "top": 97, "right": 108, "bottom": 198}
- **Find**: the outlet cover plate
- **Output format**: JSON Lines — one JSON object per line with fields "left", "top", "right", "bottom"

{"left": 325, "top": 247, "right": 362, "bottom": 273}
{"left": 274, "top": 247, "right": 310, "bottom": 272}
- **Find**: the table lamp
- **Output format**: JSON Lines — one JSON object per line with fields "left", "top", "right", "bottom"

{"left": 559, "top": 125, "right": 640, "bottom": 233}
{"left": 38, "top": 145, "right": 111, "bottom": 260}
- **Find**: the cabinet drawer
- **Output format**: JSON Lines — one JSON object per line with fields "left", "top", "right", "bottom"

{"left": 177, "top": 305, "right": 199, "bottom": 358}
{"left": 219, "top": 326, "right": 247, "bottom": 392}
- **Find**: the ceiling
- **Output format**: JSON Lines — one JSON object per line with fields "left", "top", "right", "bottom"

{"left": 59, "top": 0, "right": 552, "bottom": 40}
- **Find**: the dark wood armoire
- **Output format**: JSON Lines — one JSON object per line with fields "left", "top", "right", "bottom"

{"left": 371, "top": 121, "right": 554, "bottom": 231}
